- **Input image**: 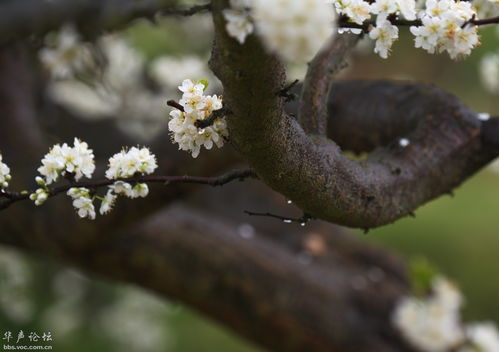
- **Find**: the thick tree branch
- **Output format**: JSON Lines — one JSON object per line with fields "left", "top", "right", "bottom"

{"left": 0, "top": 0, "right": 210, "bottom": 44}
{"left": 210, "top": 0, "right": 499, "bottom": 229}
{"left": 324, "top": 80, "right": 482, "bottom": 153}
{"left": 0, "top": 203, "right": 415, "bottom": 352}
{"left": 298, "top": 34, "right": 359, "bottom": 135}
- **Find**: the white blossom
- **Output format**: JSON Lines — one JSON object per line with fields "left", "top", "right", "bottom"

{"left": 29, "top": 188, "right": 49, "bottom": 206}
{"left": 105, "top": 147, "right": 157, "bottom": 180}
{"left": 107, "top": 181, "right": 148, "bottom": 199}
{"left": 39, "top": 24, "right": 93, "bottom": 79}
{"left": 369, "top": 0, "right": 397, "bottom": 20}
{"left": 410, "top": 0, "right": 479, "bottom": 59}
{"left": 109, "top": 181, "right": 134, "bottom": 198}
{"left": 0, "top": 154, "right": 11, "bottom": 189}
{"left": 131, "top": 183, "right": 149, "bottom": 199}
{"left": 223, "top": 0, "right": 254, "bottom": 44}
{"left": 100, "top": 35, "right": 144, "bottom": 90}
{"left": 252, "top": 0, "right": 336, "bottom": 62}
{"left": 460, "top": 323, "right": 499, "bottom": 352}
{"left": 168, "top": 79, "right": 228, "bottom": 158}
{"left": 67, "top": 188, "right": 96, "bottom": 220}
{"left": 369, "top": 0, "right": 417, "bottom": 22}
{"left": 99, "top": 190, "right": 117, "bottom": 215}
{"left": 393, "top": 276, "right": 465, "bottom": 352}
{"left": 369, "top": 18, "right": 399, "bottom": 59}
{"left": 37, "top": 138, "right": 95, "bottom": 185}
{"left": 47, "top": 34, "right": 168, "bottom": 141}
{"left": 446, "top": 25, "right": 479, "bottom": 60}
{"left": 332, "top": 0, "right": 372, "bottom": 25}
{"left": 103, "top": 148, "right": 152, "bottom": 211}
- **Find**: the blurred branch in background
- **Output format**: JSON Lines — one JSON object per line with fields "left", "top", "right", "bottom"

{"left": 0, "top": 0, "right": 211, "bottom": 44}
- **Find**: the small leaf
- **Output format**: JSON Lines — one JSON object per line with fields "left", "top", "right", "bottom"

{"left": 409, "top": 256, "right": 439, "bottom": 297}
{"left": 197, "top": 79, "right": 209, "bottom": 91}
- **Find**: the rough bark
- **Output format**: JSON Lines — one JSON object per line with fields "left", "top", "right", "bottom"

{"left": 2, "top": 202, "right": 415, "bottom": 352}
{"left": 298, "top": 34, "right": 359, "bottom": 135}
{"left": 210, "top": 0, "right": 499, "bottom": 229}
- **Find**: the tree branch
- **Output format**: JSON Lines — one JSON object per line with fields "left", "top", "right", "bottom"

{"left": 324, "top": 80, "right": 476, "bottom": 153}
{"left": 338, "top": 14, "right": 499, "bottom": 32}
{"left": 0, "top": 0, "right": 210, "bottom": 44}
{"left": 0, "top": 168, "right": 256, "bottom": 210}
{"left": 210, "top": 0, "right": 499, "bottom": 229}
{"left": 0, "top": 203, "right": 415, "bottom": 352}
{"left": 298, "top": 33, "right": 359, "bottom": 135}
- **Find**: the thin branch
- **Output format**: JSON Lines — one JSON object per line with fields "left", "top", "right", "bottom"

{"left": 195, "top": 108, "right": 229, "bottom": 128}
{"left": 338, "top": 14, "right": 499, "bottom": 32}
{"left": 159, "top": 3, "right": 211, "bottom": 17}
{"left": 166, "top": 99, "right": 185, "bottom": 112}
{"left": 278, "top": 79, "right": 300, "bottom": 103}
{"left": 0, "top": 0, "right": 211, "bottom": 44}
{"left": 167, "top": 100, "right": 229, "bottom": 129}
{"left": 0, "top": 168, "right": 256, "bottom": 210}
{"left": 244, "top": 210, "right": 313, "bottom": 225}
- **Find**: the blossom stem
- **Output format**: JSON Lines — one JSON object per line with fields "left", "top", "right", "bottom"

{"left": 0, "top": 168, "right": 257, "bottom": 210}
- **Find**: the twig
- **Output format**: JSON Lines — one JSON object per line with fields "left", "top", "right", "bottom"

{"left": 195, "top": 108, "right": 229, "bottom": 128}
{"left": 338, "top": 14, "right": 499, "bottom": 33}
{"left": 167, "top": 100, "right": 185, "bottom": 112}
{"left": 0, "top": 1, "right": 212, "bottom": 44}
{"left": 0, "top": 168, "right": 257, "bottom": 210}
{"left": 244, "top": 210, "right": 313, "bottom": 225}
{"left": 159, "top": 3, "right": 212, "bottom": 17}
{"left": 278, "top": 79, "right": 300, "bottom": 103}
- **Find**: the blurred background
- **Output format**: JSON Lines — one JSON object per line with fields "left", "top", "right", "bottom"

{"left": 1, "top": 6, "right": 499, "bottom": 351}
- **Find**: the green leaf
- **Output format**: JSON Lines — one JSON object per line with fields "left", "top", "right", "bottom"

{"left": 197, "top": 79, "right": 209, "bottom": 91}
{"left": 409, "top": 256, "right": 439, "bottom": 297}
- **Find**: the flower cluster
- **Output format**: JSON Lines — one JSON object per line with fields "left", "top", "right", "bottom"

{"left": 67, "top": 188, "right": 96, "bottom": 220}
{"left": 168, "top": 79, "right": 228, "bottom": 158}
{"left": 29, "top": 188, "right": 49, "bottom": 206}
{"left": 105, "top": 147, "right": 157, "bottom": 180}
{"left": 410, "top": 0, "right": 479, "bottom": 59}
{"left": 0, "top": 154, "right": 11, "bottom": 189}
{"left": 393, "top": 276, "right": 499, "bottom": 352}
{"left": 331, "top": 0, "right": 480, "bottom": 59}
{"left": 39, "top": 24, "right": 93, "bottom": 79}
{"left": 101, "top": 147, "right": 157, "bottom": 214}
{"left": 37, "top": 138, "right": 95, "bottom": 185}
{"left": 253, "top": 0, "right": 336, "bottom": 62}
{"left": 223, "top": 0, "right": 254, "bottom": 44}
{"left": 30, "top": 138, "right": 95, "bottom": 208}
{"left": 393, "top": 276, "right": 464, "bottom": 351}
{"left": 45, "top": 33, "right": 170, "bottom": 141}
{"left": 29, "top": 139, "right": 158, "bottom": 219}
{"left": 224, "top": 0, "right": 336, "bottom": 62}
